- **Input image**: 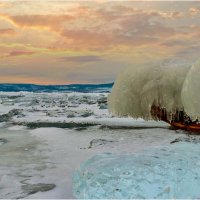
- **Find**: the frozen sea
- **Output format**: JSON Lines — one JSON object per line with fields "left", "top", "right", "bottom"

{"left": 0, "top": 86, "right": 200, "bottom": 199}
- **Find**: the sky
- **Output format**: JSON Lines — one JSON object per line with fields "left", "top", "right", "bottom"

{"left": 0, "top": 0, "right": 200, "bottom": 84}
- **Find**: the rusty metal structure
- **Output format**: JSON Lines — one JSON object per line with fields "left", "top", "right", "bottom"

{"left": 150, "top": 103, "right": 200, "bottom": 133}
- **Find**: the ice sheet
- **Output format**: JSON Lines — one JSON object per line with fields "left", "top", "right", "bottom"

{"left": 0, "top": 91, "right": 197, "bottom": 199}
{"left": 73, "top": 142, "right": 200, "bottom": 199}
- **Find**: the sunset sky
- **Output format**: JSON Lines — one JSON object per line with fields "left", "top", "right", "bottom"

{"left": 0, "top": 1, "right": 200, "bottom": 84}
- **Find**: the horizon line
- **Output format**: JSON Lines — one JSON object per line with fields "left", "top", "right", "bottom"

{"left": 0, "top": 82, "right": 114, "bottom": 86}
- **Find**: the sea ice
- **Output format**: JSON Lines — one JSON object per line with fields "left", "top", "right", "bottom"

{"left": 0, "top": 91, "right": 195, "bottom": 199}
{"left": 73, "top": 142, "right": 200, "bottom": 199}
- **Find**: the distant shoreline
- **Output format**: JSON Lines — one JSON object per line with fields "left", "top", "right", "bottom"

{"left": 0, "top": 83, "right": 114, "bottom": 93}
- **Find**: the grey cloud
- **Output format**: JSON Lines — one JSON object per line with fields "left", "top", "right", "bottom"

{"left": 59, "top": 55, "right": 104, "bottom": 63}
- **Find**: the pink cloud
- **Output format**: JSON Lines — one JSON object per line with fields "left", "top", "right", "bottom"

{"left": 8, "top": 50, "right": 35, "bottom": 57}
{"left": 0, "top": 28, "right": 15, "bottom": 36}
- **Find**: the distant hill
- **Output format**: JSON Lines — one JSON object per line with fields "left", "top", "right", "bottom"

{"left": 0, "top": 83, "right": 114, "bottom": 93}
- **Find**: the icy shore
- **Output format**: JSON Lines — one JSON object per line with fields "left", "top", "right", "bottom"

{"left": 0, "top": 92, "right": 199, "bottom": 198}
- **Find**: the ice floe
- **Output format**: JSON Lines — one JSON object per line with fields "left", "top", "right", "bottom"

{"left": 73, "top": 142, "right": 200, "bottom": 199}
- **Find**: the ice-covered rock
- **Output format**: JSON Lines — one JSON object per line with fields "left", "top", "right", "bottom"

{"left": 73, "top": 142, "right": 200, "bottom": 199}
{"left": 0, "top": 138, "right": 7, "bottom": 145}
{"left": 170, "top": 136, "right": 200, "bottom": 144}
{"left": 99, "top": 103, "right": 107, "bottom": 109}
{"left": 81, "top": 139, "right": 117, "bottom": 149}
{"left": 29, "top": 99, "right": 40, "bottom": 106}
{"left": 22, "top": 183, "right": 56, "bottom": 195}
{"left": 0, "top": 109, "right": 22, "bottom": 122}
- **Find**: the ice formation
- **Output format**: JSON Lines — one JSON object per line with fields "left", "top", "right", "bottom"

{"left": 73, "top": 142, "right": 200, "bottom": 199}
{"left": 108, "top": 59, "right": 200, "bottom": 119}
{"left": 181, "top": 59, "right": 200, "bottom": 119}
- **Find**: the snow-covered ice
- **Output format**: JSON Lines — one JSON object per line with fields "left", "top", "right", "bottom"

{"left": 0, "top": 92, "right": 199, "bottom": 199}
